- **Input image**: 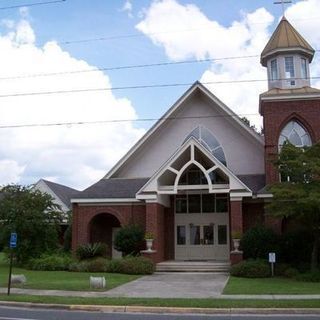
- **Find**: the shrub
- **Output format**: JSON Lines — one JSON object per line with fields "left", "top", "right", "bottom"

{"left": 114, "top": 225, "right": 144, "bottom": 256}
{"left": 63, "top": 224, "right": 72, "bottom": 252}
{"left": 274, "top": 263, "right": 291, "bottom": 276}
{"left": 106, "top": 259, "right": 122, "bottom": 273}
{"left": 280, "top": 229, "right": 314, "bottom": 266}
{"left": 296, "top": 270, "right": 320, "bottom": 282}
{"left": 230, "top": 259, "right": 270, "bottom": 278}
{"left": 283, "top": 267, "right": 299, "bottom": 278}
{"left": 106, "top": 256, "right": 154, "bottom": 275}
{"left": 76, "top": 243, "right": 108, "bottom": 260}
{"left": 241, "top": 226, "right": 280, "bottom": 260}
{"left": 28, "top": 254, "right": 73, "bottom": 271}
{"left": 69, "top": 260, "right": 89, "bottom": 272}
{"left": 86, "top": 258, "right": 108, "bottom": 273}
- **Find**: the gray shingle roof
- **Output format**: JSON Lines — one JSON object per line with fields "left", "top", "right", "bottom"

{"left": 74, "top": 178, "right": 149, "bottom": 199}
{"left": 236, "top": 174, "right": 266, "bottom": 194}
{"left": 42, "top": 179, "right": 80, "bottom": 209}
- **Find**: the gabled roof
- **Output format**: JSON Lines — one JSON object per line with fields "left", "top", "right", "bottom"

{"left": 261, "top": 16, "right": 314, "bottom": 66}
{"left": 40, "top": 179, "right": 79, "bottom": 209}
{"left": 106, "top": 81, "right": 264, "bottom": 179}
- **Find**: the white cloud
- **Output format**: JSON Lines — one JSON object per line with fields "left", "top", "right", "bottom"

{"left": 136, "top": 0, "right": 320, "bottom": 128}
{"left": 0, "top": 16, "right": 145, "bottom": 189}
{"left": 121, "top": 0, "right": 133, "bottom": 18}
{"left": 0, "top": 160, "right": 25, "bottom": 185}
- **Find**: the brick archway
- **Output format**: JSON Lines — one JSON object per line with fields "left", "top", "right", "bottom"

{"left": 89, "top": 213, "right": 121, "bottom": 258}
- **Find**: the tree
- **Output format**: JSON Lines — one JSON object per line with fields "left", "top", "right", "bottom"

{"left": 0, "top": 184, "right": 62, "bottom": 264}
{"left": 114, "top": 224, "right": 144, "bottom": 256}
{"left": 267, "top": 142, "right": 320, "bottom": 271}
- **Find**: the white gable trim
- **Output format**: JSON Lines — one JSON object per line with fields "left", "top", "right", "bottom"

{"left": 136, "top": 137, "right": 252, "bottom": 198}
{"left": 106, "top": 81, "right": 264, "bottom": 179}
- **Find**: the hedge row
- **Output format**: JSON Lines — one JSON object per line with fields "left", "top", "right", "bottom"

{"left": 28, "top": 255, "right": 155, "bottom": 275}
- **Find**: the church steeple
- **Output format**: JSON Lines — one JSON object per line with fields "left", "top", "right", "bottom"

{"left": 261, "top": 17, "right": 315, "bottom": 90}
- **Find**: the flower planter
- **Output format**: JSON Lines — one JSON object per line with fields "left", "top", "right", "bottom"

{"left": 232, "top": 238, "right": 241, "bottom": 252}
{"left": 146, "top": 239, "right": 154, "bottom": 252}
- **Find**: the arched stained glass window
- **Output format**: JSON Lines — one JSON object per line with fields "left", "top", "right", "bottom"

{"left": 278, "top": 120, "right": 312, "bottom": 148}
{"left": 183, "top": 126, "right": 226, "bottom": 165}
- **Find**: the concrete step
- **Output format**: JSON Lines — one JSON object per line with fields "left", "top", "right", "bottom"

{"left": 156, "top": 260, "right": 230, "bottom": 272}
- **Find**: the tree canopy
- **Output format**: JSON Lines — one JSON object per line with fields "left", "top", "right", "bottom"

{"left": 267, "top": 142, "right": 320, "bottom": 270}
{"left": 0, "top": 184, "right": 62, "bottom": 264}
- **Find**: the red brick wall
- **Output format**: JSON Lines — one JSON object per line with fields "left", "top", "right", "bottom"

{"left": 229, "top": 200, "right": 243, "bottom": 234}
{"left": 243, "top": 202, "right": 264, "bottom": 232}
{"left": 145, "top": 203, "right": 165, "bottom": 263}
{"left": 72, "top": 203, "right": 146, "bottom": 252}
{"left": 261, "top": 98, "right": 320, "bottom": 184}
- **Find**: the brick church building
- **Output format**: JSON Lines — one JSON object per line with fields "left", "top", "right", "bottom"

{"left": 71, "top": 17, "right": 320, "bottom": 267}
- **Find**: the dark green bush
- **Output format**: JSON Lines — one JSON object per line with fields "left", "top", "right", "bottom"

{"left": 280, "top": 229, "right": 314, "bottom": 266}
{"left": 283, "top": 267, "right": 299, "bottom": 278}
{"left": 241, "top": 226, "right": 280, "bottom": 260}
{"left": 63, "top": 224, "right": 72, "bottom": 252}
{"left": 274, "top": 263, "right": 291, "bottom": 276}
{"left": 296, "top": 270, "right": 320, "bottom": 282}
{"left": 114, "top": 225, "right": 144, "bottom": 256}
{"left": 230, "top": 259, "right": 271, "bottom": 278}
{"left": 69, "top": 260, "right": 89, "bottom": 272}
{"left": 106, "top": 256, "right": 154, "bottom": 275}
{"left": 86, "top": 258, "right": 108, "bottom": 272}
{"left": 106, "top": 259, "right": 122, "bottom": 273}
{"left": 76, "top": 243, "right": 108, "bottom": 260}
{"left": 28, "top": 254, "right": 73, "bottom": 271}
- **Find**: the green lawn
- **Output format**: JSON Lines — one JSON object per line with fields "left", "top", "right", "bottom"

{"left": 0, "top": 295, "right": 320, "bottom": 308}
{"left": 224, "top": 276, "right": 320, "bottom": 295}
{"left": 0, "top": 253, "right": 140, "bottom": 291}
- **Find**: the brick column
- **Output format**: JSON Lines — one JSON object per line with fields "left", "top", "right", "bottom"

{"left": 142, "top": 202, "right": 165, "bottom": 263}
{"left": 229, "top": 199, "right": 243, "bottom": 265}
{"left": 71, "top": 203, "right": 79, "bottom": 254}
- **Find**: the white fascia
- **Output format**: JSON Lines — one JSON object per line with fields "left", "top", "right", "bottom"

{"left": 70, "top": 198, "right": 140, "bottom": 204}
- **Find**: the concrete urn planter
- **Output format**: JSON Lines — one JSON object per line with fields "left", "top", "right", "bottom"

{"left": 233, "top": 238, "right": 241, "bottom": 252}
{"left": 146, "top": 239, "right": 154, "bottom": 252}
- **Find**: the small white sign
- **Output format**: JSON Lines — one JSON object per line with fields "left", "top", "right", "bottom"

{"left": 269, "top": 252, "right": 276, "bottom": 263}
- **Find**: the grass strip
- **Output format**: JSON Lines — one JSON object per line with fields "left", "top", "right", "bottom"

{"left": 1, "top": 295, "right": 320, "bottom": 308}
{"left": 224, "top": 276, "right": 320, "bottom": 295}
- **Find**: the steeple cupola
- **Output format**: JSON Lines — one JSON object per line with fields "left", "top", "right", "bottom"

{"left": 261, "top": 17, "right": 315, "bottom": 90}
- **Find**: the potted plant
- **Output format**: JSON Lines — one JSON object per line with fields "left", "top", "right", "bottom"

{"left": 144, "top": 232, "right": 155, "bottom": 252}
{"left": 231, "top": 231, "right": 242, "bottom": 252}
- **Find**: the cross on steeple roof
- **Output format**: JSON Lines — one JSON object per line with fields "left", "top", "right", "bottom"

{"left": 274, "top": 0, "right": 292, "bottom": 16}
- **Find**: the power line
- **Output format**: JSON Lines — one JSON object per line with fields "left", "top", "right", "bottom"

{"left": 0, "top": 76, "right": 320, "bottom": 98}
{"left": 0, "top": 51, "right": 318, "bottom": 81}
{"left": 0, "top": 113, "right": 261, "bottom": 129}
{"left": 0, "top": 54, "right": 260, "bottom": 80}
{"left": 59, "top": 16, "right": 320, "bottom": 46}
{"left": 0, "top": 0, "right": 66, "bottom": 10}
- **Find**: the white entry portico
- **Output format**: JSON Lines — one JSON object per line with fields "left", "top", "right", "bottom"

{"left": 137, "top": 132, "right": 252, "bottom": 261}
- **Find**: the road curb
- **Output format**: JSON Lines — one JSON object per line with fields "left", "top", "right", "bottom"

{"left": 1, "top": 301, "right": 320, "bottom": 315}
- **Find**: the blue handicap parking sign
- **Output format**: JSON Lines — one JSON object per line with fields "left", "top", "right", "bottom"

{"left": 9, "top": 233, "right": 17, "bottom": 248}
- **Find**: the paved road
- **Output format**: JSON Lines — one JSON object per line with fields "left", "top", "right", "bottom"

{"left": 0, "top": 306, "right": 319, "bottom": 320}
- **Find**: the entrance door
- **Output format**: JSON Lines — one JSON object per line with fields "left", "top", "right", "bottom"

{"left": 112, "top": 227, "right": 122, "bottom": 259}
{"left": 175, "top": 213, "right": 229, "bottom": 260}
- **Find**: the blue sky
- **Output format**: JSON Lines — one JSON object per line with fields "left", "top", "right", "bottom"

{"left": 0, "top": 0, "right": 319, "bottom": 189}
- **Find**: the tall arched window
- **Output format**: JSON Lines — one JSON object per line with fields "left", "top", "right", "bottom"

{"left": 183, "top": 126, "right": 226, "bottom": 165}
{"left": 278, "top": 120, "right": 312, "bottom": 148}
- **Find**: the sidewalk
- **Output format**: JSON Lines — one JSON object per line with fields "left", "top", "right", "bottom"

{"left": 1, "top": 287, "right": 320, "bottom": 300}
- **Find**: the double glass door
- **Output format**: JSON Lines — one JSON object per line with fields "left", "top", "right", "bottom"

{"left": 175, "top": 213, "right": 229, "bottom": 260}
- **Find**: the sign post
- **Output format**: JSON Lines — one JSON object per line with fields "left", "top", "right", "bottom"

{"left": 268, "top": 252, "right": 276, "bottom": 277}
{"left": 7, "top": 232, "right": 17, "bottom": 296}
